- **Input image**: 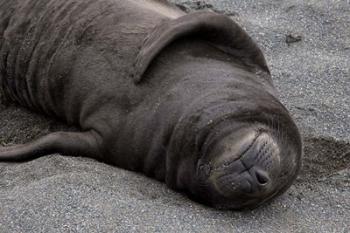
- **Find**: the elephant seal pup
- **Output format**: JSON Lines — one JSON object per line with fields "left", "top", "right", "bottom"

{"left": 0, "top": 0, "right": 302, "bottom": 209}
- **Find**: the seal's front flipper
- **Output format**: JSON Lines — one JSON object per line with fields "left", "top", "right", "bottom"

{"left": 132, "top": 11, "right": 270, "bottom": 84}
{"left": 0, "top": 131, "right": 101, "bottom": 162}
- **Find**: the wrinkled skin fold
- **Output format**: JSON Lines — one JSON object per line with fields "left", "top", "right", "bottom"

{"left": 0, "top": 0, "right": 302, "bottom": 209}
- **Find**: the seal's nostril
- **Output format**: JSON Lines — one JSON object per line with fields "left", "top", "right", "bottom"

{"left": 255, "top": 169, "right": 269, "bottom": 185}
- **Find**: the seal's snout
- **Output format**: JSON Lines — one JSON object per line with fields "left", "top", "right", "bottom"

{"left": 200, "top": 129, "right": 283, "bottom": 209}
{"left": 215, "top": 165, "right": 272, "bottom": 197}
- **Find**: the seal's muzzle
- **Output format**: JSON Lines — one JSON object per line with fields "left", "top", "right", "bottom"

{"left": 195, "top": 127, "right": 284, "bottom": 209}
{"left": 212, "top": 132, "right": 280, "bottom": 198}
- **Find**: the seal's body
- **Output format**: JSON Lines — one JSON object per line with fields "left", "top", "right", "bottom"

{"left": 0, "top": 0, "right": 302, "bottom": 209}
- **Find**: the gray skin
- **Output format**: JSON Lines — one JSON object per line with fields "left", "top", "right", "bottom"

{"left": 0, "top": 0, "right": 302, "bottom": 209}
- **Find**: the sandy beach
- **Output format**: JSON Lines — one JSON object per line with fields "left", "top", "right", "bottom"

{"left": 0, "top": 0, "right": 349, "bottom": 232}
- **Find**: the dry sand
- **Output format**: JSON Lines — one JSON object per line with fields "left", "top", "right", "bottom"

{"left": 0, "top": 0, "right": 349, "bottom": 232}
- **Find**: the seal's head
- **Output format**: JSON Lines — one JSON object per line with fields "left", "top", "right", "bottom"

{"left": 137, "top": 11, "right": 303, "bottom": 210}
{"left": 191, "top": 114, "right": 302, "bottom": 210}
